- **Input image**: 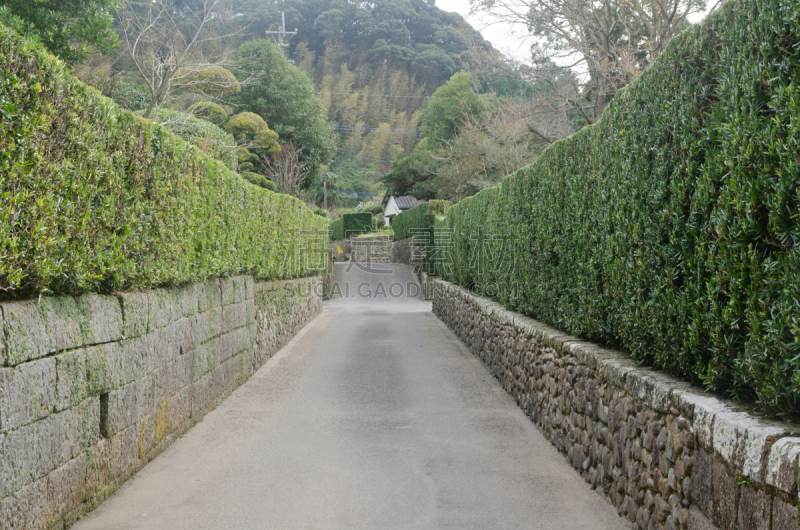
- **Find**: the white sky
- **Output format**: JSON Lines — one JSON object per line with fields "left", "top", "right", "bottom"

{"left": 435, "top": 0, "right": 532, "bottom": 62}
{"left": 435, "top": 0, "right": 714, "bottom": 64}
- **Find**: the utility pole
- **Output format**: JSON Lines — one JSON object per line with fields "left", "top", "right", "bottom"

{"left": 323, "top": 172, "right": 328, "bottom": 210}
{"left": 265, "top": 12, "right": 297, "bottom": 55}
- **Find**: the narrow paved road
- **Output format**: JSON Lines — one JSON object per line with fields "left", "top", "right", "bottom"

{"left": 75, "top": 264, "right": 625, "bottom": 530}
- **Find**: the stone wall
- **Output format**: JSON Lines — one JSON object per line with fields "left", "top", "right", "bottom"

{"left": 432, "top": 279, "right": 800, "bottom": 530}
{"left": 350, "top": 235, "right": 393, "bottom": 263}
{"left": 391, "top": 236, "right": 425, "bottom": 267}
{"left": 391, "top": 237, "right": 433, "bottom": 299}
{"left": 0, "top": 275, "right": 323, "bottom": 530}
{"left": 329, "top": 239, "right": 351, "bottom": 262}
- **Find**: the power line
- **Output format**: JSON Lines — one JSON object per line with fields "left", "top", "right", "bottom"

{"left": 336, "top": 150, "right": 393, "bottom": 164}
{"left": 320, "top": 92, "right": 432, "bottom": 99}
{"left": 331, "top": 125, "right": 422, "bottom": 135}
{"left": 339, "top": 190, "right": 379, "bottom": 199}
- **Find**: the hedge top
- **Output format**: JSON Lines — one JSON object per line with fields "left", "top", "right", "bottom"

{"left": 0, "top": 23, "right": 327, "bottom": 299}
{"left": 392, "top": 201, "right": 451, "bottom": 241}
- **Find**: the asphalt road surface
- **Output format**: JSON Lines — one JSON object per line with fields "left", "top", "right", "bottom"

{"left": 74, "top": 263, "right": 626, "bottom": 530}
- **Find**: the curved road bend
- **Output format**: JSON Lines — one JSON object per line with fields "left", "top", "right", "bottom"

{"left": 74, "top": 263, "right": 626, "bottom": 530}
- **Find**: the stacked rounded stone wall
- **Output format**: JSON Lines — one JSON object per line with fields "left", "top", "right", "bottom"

{"left": 0, "top": 275, "right": 323, "bottom": 530}
{"left": 350, "top": 235, "right": 393, "bottom": 264}
{"left": 391, "top": 236, "right": 425, "bottom": 267}
{"left": 431, "top": 279, "right": 800, "bottom": 530}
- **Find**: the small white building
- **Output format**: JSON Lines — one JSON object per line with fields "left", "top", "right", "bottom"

{"left": 382, "top": 193, "right": 423, "bottom": 226}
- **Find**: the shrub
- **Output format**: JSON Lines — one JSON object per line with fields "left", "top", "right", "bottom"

{"left": 184, "top": 66, "right": 240, "bottom": 97}
{"left": 241, "top": 171, "right": 275, "bottom": 191}
{"left": 0, "top": 24, "right": 327, "bottom": 299}
{"left": 432, "top": 0, "right": 800, "bottom": 414}
{"left": 343, "top": 212, "right": 373, "bottom": 237}
{"left": 145, "top": 107, "right": 238, "bottom": 170}
{"left": 188, "top": 101, "right": 228, "bottom": 126}
{"left": 225, "top": 112, "right": 280, "bottom": 154}
{"left": 330, "top": 218, "right": 344, "bottom": 241}
{"left": 392, "top": 203, "right": 433, "bottom": 241}
{"left": 82, "top": 75, "right": 150, "bottom": 111}
{"left": 427, "top": 199, "right": 451, "bottom": 215}
{"left": 313, "top": 209, "right": 328, "bottom": 218}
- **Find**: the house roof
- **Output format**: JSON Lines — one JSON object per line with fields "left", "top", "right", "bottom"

{"left": 395, "top": 196, "right": 422, "bottom": 210}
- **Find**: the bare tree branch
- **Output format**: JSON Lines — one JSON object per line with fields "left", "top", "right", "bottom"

{"left": 116, "top": 0, "right": 254, "bottom": 119}
{"left": 263, "top": 143, "right": 310, "bottom": 196}
{"left": 470, "top": 0, "right": 705, "bottom": 119}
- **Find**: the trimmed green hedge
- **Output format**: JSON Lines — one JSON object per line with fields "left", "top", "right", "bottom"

{"left": 330, "top": 218, "right": 345, "bottom": 241}
{"left": 433, "top": 0, "right": 800, "bottom": 414}
{"left": 0, "top": 24, "right": 327, "bottom": 299}
{"left": 392, "top": 203, "right": 431, "bottom": 241}
{"left": 330, "top": 212, "right": 375, "bottom": 241}
{"left": 393, "top": 200, "right": 450, "bottom": 241}
{"left": 146, "top": 108, "right": 238, "bottom": 171}
{"left": 343, "top": 212, "right": 373, "bottom": 237}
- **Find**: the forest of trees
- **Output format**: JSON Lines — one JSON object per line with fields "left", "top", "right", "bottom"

{"left": 0, "top": 0, "right": 704, "bottom": 206}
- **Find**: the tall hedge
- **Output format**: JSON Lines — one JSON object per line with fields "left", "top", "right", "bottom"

{"left": 433, "top": 0, "right": 800, "bottom": 414}
{"left": 0, "top": 25, "right": 327, "bottom": 299}
{"left": 392, "top": 200, "right": 450, "bottom": 241}
{"left": 342, "top": 212, "right": 373, "bottom": 236}
{"left": 330, "top": 218, "right": 345, "bottom": 241}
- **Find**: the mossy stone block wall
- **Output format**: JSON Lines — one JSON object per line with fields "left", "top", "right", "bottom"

{"left": 0, "top": 275, "right": 323, "bottom": 530}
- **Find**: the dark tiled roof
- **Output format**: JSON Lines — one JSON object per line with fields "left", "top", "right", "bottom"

{"left": 395, "top": 196, "right": 422, "bottom": 210}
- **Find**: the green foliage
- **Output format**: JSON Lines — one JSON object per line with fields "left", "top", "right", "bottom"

{"left": 185, "top": 66, "right": 240, "bottom": 97}
{"left": 393, "top": 203, "right": 434, "bottom": 241}
{"left": 313, "top": 209, "right": 328, "bottom": 218}
{"left": 427, "top": 200, "right": 451, "bottom": 216}
{"left": 343, "top": 213, "right": 373, "bottom": 238}
{"left": 229, "top": 0, "right": 491, "bottom": 89}
{"left": 420, "top": 72, "right": 484, "bottom": 146}
{"left": 381, "top": 151, "right": 438, "bottom": 199}
{"left": 433, "top": 0, "right": 800, "bottom": 414}
{"left": 232, "top": 40, "right": 334, "bottom": 177}
{"left": 306, "top": 171, "right": 344, "bottom": 207}
{"left": 241, "top": 171, "right": 275, "bottom": 191}
{"left": 330, "top": 218, "right": 344, "bottom": 241}
{"left": 146, "top": 108, "right": 238, "bottom": 171}
{"left": 226, "top": 1, "right": 497, "bottom": 195}
{"left": 189, "top": 101, "right": 229, "bottom": 126}
{"left": 82, "top": 75, "right": 151, "bottom": 112}
{"left": 0, "top": 24, "right": 327, "bottom": 299}
{"left": 224, "top": 111, "right": 280, "bottom": 153}
{"left": 0, "top": 1, "right": 118, "bottom": 64}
